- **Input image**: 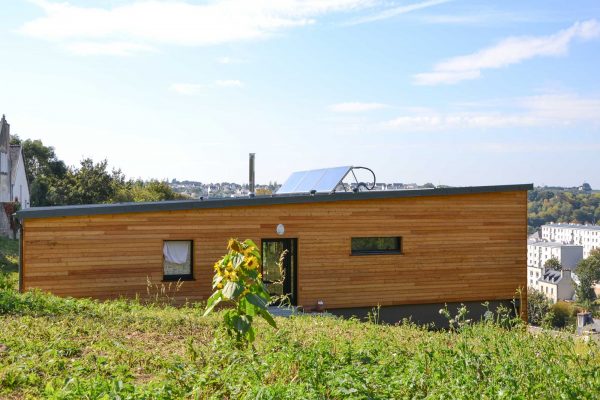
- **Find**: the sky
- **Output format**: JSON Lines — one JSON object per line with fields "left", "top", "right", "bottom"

{"left": 1, "top": 0, "right": 599, "bottom": 187}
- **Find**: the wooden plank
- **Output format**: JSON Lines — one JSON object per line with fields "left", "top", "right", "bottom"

{"left": 22, "top": 191, "right": 528, "bottom": 309}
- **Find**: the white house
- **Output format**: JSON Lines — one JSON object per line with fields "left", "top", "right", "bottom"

{"left": 541, "top": 223, "right": 600, "bottom": 258}
{"left": 0, "top": 115, "right": 29, "bottom": 208}
{"left": 537, "top": 269, "right": 575, "bottom": 304}
{"left": 527, "top": 241, "right": 582, "bottom": 302}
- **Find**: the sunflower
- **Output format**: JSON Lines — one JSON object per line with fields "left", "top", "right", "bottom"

{"left": 227, "top": 238, "right": 243, "bottom": 253}
{"left": 243, "top": 246, "right": 256, "bottom": 258}
{"left": 245, "top": 256, "right": 259, "bottom": 270}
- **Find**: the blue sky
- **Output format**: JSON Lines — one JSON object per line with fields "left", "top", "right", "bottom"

{"left": 1, "top": 0, "right": 599, "bottom": 187}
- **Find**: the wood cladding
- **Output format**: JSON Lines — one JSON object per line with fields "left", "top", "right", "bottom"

{"left": 21, "top": 191, "right": 527, "bottom": 309}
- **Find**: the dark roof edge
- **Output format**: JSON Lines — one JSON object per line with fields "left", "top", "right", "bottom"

{"left": 17, "top": 183, "right": 533, "bottom": 220}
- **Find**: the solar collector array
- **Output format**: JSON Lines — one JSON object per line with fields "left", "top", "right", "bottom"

{"left": 276, "top": 166, "right": 352, "bottom": 194}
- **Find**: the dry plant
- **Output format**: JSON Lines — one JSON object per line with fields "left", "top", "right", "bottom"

{"left": 268, "top": 249, "right": 293, "bottom": 308}
{"left": 145, "top": 276, "right": 184, "bottom": 306}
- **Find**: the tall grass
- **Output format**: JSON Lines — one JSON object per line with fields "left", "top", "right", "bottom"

{"left": 1, "top": 285, "right": 599, "bottom": 399}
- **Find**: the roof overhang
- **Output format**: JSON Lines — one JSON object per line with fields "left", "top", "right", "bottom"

{"left": 16, "top": 183, "right": 533, "bottom": 220}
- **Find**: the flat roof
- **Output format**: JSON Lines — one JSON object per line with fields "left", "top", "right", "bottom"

{"left": 528, "top": 241, "right": 582, "bottom": 249}
{"left": 16, "top": 183, "right": 533, "bottom": 220}
{"left": 542, "top": 223, "right": 600, "bottom": 231}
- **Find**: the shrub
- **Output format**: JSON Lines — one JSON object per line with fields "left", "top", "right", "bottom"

{"left": 575, "top": 249, "right": 600, "bottom": 305}
{"left": 551, "top": 301, "right": 575, "bottom": 328}
{"left": 527, "top": 288, "right": 551, "bottom": 326}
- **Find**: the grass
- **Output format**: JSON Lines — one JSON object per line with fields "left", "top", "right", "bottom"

{"left": 0, "top": 236, "right": 18, "bottom": 273}
{"left": 0, "top": 236, "right": 18, "bottom": 291}
{"left": 1, "top": 239, "right": 600, "bottom": 398}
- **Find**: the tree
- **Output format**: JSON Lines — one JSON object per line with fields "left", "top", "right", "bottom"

{"left": 544, "top": 257, "right": 562, "bottom": 271}
{"left": 575, "top": 249, "right": 600, "bottom": 306}
{"left": 29, "top": 176, "right": 52, "bottom": 206}
{"left": 128, "top": 180, "right": 187, "bottom": 202}
{"left": 527, "top": 288, "right": 551, "bottom": 326}
{"left": 10, "top": 132, "right": 191, "bottom": 206}
{"left": 19, "top": 138, "right": 67, "bottom": 184}
{"left": 16, "top": 135, "right": 187, "bottom": 206}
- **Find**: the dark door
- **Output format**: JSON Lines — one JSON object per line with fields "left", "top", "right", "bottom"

{"left": 261, "top": 238, "right": 297, "bottom": 306}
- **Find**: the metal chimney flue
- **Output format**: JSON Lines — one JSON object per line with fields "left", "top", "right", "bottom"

{"left": 249, "top": 153, "right": 255, "bottom": 197}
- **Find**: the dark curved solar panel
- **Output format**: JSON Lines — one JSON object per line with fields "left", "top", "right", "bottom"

{"left": 277, "top": 166, "right": 352, "bottom": 194}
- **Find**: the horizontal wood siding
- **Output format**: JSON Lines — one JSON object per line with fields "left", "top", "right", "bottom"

{"left": 22, "top": 191, "right": 527, "bottom": 308}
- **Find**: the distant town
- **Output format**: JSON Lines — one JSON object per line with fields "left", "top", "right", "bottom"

{"left": 167, "top": 179, "right": 440, "bottom": 198}
{"left": 168, "top": 179, "right": 596, "bottom": 199}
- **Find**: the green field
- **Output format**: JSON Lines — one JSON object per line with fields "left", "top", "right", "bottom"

{"left": 1, "top": 238, "right": 600, "bottom": 399}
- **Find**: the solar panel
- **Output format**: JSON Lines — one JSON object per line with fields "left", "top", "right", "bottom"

{"left": 277, "top": 166, "right": 352, "bottom": 194}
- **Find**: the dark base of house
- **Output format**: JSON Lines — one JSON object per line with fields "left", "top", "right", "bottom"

{"left": 327, "top": 300, "right": 520, "bottom": 328}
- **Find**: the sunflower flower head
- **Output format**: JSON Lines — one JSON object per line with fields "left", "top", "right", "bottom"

{"left": 243, "top": 246, "right": 256, "bottom": 258}
{"left": 227, "top": 238, "right": 243, "bottom": 253}
{"left": 245, "top": 256, "right": 259, "bottom": 270}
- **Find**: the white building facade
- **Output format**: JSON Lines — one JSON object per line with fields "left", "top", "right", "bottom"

{"left": 541, "top": 223, "right": 600, "bottom": 258}
{"left": 537, "top": 269, "right": 575, "bottom": 303}
{"left": 0, "top": 115, "right": 29, "bottom": 208}
{"left": 527, "top": 241, "right": 582, "bottom": 301}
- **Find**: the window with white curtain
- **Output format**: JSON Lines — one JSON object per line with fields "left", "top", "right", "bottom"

{"left": 163, "top": 240, "right": 193, "bottom": 280}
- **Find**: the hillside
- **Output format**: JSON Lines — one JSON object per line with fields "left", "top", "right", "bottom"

{"left": 528, "top": 188, "right": 600, "bottom": 233}
{"left": 1, "top": 278, "right": 599, "bottom": 397}
{"left": 2, "top": 237, "right": 600, "bottom": 398}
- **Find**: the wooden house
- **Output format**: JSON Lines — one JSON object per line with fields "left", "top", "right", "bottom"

{"left": 16, "top": 184, "right": 532, "bottom": 324}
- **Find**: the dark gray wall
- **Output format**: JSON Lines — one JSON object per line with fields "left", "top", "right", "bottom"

{"left": 327, "top": 300, "right": 519, "bottom": 329}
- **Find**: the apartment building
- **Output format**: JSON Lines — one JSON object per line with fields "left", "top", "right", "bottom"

{"left": 541, "top": 223, "right": 600, "bottom": 258}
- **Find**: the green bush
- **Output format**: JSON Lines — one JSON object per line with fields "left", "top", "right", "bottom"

{"left": 551, "top": 301, "right": 575, "bottom": 328}
{"left": 527, "top": 288, "right": 551, "bottom": 326}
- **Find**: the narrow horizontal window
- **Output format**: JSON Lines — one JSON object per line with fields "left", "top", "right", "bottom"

{"left": 351, "top": 237, "right": 402, "bottom": 255}
{"left": 163, "top": 240, "right": 193, "bottom": 280}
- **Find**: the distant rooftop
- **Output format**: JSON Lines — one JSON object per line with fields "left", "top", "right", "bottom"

{"left": 539, "top": 269, "right": 567, "bottom": 284}
{"left": 543, "top": 223, "right": 600, "bottom": 231}
{"left": 528, "top": 241, "right": 583, "bottom": 248}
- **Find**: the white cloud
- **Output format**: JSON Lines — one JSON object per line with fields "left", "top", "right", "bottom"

{"left": 469, "top": 142, "right": 600, "bottom": 154}
{"left": 215, "top": 79, "right": 244, "bottom": 88}
{"left": 329, "top": 102, "right": 389, "bottom": 112}
{"left": 217, "top": 56, "right": 245, "bottom": 64}
{"left": 65, "top": 41, "right": 156, "bottom": 56}
{"left": 417, "top": 11, "right": 549, "bottom": 26}
{"left": 21, "top": 0, "right": 379, "bottom": 55}
{"left": 414, "top": 19, "right": 600, "bottom": 85}
{"left": 169, "top": 83, "right": 206, "bottom": 95}
{"left": 383, "top": 114, "right": 538, "bottom": 130}
{"left": 170, "top": 80, "right": 244, "bottom": 94}
{"left": 346, "top": 0, "right": 451, "bottom": 25}
{"left": 381, "top": 93, "right": 600, "bottom": 130}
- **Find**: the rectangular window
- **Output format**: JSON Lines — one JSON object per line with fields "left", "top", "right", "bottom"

{"left": 351, "top": 237, "right": 402, "bottom": 255}
{"left": 163, "top": 240, "right": 193, "bottom": 280}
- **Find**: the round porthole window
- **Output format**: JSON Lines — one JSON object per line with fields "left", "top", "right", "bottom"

{"left": 276, "top": 224, "right": 285, "bottom": 235}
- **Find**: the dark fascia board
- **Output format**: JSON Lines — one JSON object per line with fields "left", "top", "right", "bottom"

{"left": 16, "top": 184, "right": 533, "bottom": 220}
